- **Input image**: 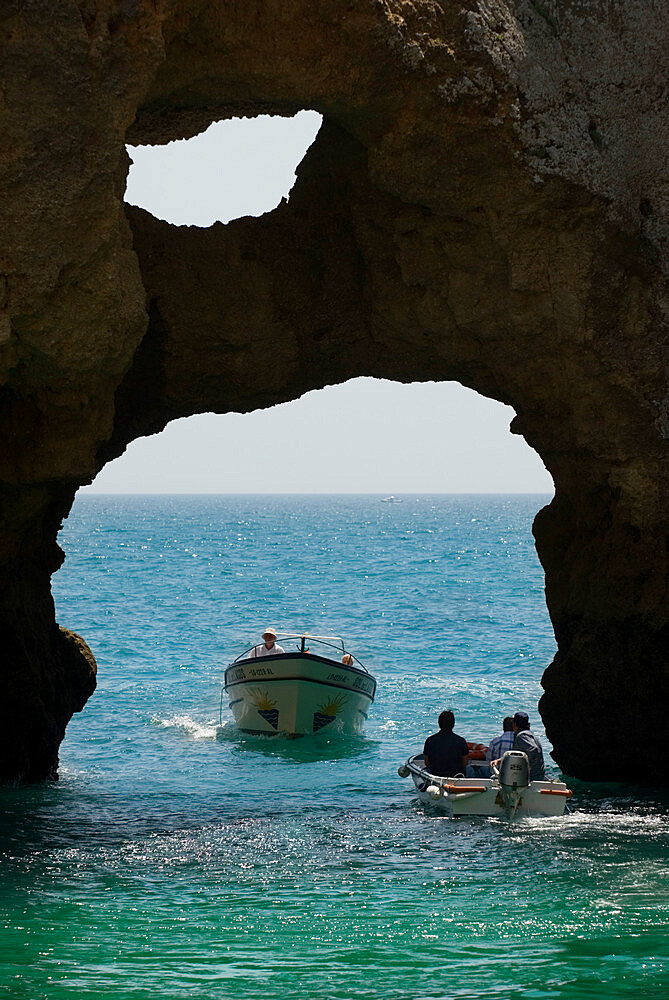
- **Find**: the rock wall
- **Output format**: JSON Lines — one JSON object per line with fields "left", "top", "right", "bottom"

{"left": 0, "top": 0, "right": 667, "bottom": 782}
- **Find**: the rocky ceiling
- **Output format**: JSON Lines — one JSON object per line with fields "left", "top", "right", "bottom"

{"left": 0, "top": 0, "right": 667, "bottom": 782}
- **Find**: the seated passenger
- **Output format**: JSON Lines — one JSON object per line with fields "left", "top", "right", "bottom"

{"left": 466, "top": 716, "right": 515, "bottom": 777}
{"left": 250, "top": 628, "right": 285, "bottom": 657}
{"left": 342, "top": 653, "right": 354, "bottom": 665}
{"left": 489, "top": 711, "right": 546, "bottom": 780}
{"left": 486, "top": 717, "right": 515, "bottom": 762}
{"left": 511, "top": 711, "right": 546, "bottom": 780}
{"left": 423, "top": 710, "right": 469, "bottom": 777}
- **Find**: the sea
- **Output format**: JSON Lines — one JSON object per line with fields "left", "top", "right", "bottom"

{"left": 1, "top": 494, "right": 668, "bottom": 999}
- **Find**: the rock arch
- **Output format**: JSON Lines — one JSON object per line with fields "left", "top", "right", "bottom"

{"left": 0, "top": 0, "right": 667, "bottom": 782}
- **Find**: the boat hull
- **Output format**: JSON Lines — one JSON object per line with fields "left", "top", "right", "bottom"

{"left": 224, "top": 652, "right": 376, "bottom": 736}
{"left": 403, "top": 755, "right": 570, "bottom": 818}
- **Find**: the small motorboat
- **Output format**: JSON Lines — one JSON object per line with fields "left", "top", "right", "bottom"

{"left": 381, "top": 495, "right": 402, "bottom": 503}
{"left": 398, "top": 750, "right": 572, "bottom": 819}
{"left": 222, "top": 634, "right": 376, "bottom": 736}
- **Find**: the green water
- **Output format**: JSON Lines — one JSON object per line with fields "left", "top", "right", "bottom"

{"left": 1, "top": 496, "right": 668, "bottom": 998}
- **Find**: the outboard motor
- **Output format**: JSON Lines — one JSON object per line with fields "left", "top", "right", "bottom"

{"left": 497, "top": 751, "right": 530, "bottom": 819}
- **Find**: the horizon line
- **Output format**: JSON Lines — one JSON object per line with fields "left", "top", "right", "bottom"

{"left": 77, "top": 490, "right": 554, "bottom": 497}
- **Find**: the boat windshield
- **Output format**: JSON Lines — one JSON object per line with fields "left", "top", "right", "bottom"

{"left": 231, "top": 634, "right": 369, "bottom": 673}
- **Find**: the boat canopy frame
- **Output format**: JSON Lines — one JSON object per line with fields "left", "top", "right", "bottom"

{"left": 230, "top": 633, "right": 370, "bottom": 674}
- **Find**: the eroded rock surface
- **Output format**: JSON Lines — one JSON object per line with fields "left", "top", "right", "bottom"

{"left": 0, "top": 0, "right": 667, "bottom": 781}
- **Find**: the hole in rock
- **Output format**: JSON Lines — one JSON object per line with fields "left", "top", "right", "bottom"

{"left": 57, "top": 107, "right": 557, "bottom": 770}
{"left": 125, "top": 110, "right": 323, "bottom": 226}
{"left": 83, "top": 378, "right": 553, "bottom": 494}
{"left": 56, "top": 380, "right": 557, "bottom": 774}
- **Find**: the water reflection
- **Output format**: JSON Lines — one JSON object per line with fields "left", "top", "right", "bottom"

{"left": 217, "top": 723, "right": 377, "bottom": 763}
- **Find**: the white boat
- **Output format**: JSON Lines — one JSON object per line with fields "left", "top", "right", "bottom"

{"left": 381, "top": 495, "right": 402, "bottom": 503}
{"left": 398, "top": 750, "right": 572, "bottom": 819}
{"left": 222, "top": 634, "right": 376, "bottom": 736}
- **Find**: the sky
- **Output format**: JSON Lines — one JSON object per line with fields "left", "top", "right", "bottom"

{"left": 87, "top": 112, "right": 553, "bottom": 494}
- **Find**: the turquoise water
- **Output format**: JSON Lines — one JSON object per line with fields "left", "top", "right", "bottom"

{"left": 2, "top": 495, "right": 668, "bottom": 999}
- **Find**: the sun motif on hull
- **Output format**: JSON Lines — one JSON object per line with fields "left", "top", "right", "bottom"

{"left": 249, "top": 689, "right": 279, "bottom": 730}
{"left": 249, "top": 689, "right": 276, "bottom": 711}
{"left": 313, "top": 694, "right": 348, "bottom": 732}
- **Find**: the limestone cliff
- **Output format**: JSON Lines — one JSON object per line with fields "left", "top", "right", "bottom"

{"left": 0, "top": 0, "right": 667, "bottom": 782}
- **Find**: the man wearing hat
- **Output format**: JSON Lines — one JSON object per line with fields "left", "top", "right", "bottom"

{"left": 511, "top": 711, "right": 546, "bottom": 780}
{"left": 251, "top": 628, "right": 285, "bottom": 658}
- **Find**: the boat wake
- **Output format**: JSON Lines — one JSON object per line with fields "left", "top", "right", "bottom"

{"left": 214, "top": 721, "right": 246, "bottom": 742}
{"left": 152, "top": 714, "right": 219, "bottom": 740}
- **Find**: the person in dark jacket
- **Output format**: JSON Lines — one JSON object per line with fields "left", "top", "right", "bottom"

{"left": 423, "top": 710, "right": 469, "bottom": 777}
{"left": 511, "top": 711, "right": 546, "bottom": 780}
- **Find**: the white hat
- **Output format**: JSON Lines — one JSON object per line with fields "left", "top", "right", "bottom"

{"left": 262, "top": 627, "right": 277, "bottom": 639}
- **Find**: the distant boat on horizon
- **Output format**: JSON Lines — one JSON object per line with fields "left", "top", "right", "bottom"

{"left": 381, "top": 495, "right": 402, "bottom": 503}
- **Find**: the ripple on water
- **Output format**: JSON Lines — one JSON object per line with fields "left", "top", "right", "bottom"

{"left": 2, "top": 496, "right": 667, "bottom": 999}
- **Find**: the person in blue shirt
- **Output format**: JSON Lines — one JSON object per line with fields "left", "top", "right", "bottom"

{"left": 466, "top": 716, "right": 515, "bottom": 777}
{"left": 423, "top": 710, "right": 469, "bottom": 777}
{"left": 486, "top": 717, "right": 515, "bottom": 762}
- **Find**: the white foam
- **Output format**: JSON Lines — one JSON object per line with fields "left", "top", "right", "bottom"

{"left": 152, "top": 714, "right": 218, "bottom": 740}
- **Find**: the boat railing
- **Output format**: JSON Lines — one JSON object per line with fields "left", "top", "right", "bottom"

{"left": 402, "top": 754, "right": 480, "bottom": 785}
{"left": 230, "top": 634, "right": 370, "bottom": 673}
